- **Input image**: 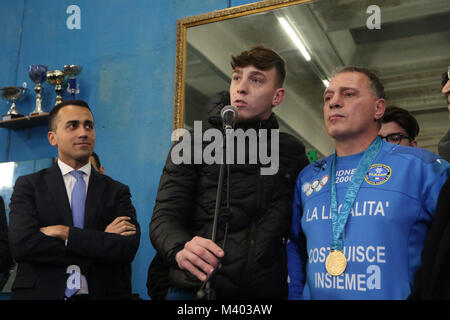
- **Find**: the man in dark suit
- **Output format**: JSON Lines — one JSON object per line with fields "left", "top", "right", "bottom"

{"left": 8, "top": 100, "right": 140, "bottom": 300}
{"left": 0, "top": 196, "right": 12, "bottom": 281}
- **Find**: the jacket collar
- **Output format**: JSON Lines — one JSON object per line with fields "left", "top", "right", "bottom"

{"left": 209, "top": 112, "right": 279, "bottom": 131}
{"left": 84, "top": 168, "right": 106, "bottom": 228}
{"left": 44, "top": 164, "right": 73, "bottom": 226}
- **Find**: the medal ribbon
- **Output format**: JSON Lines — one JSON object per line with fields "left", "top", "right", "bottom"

{"left": 329, "top": 136, "right": 382, "bottom": 251}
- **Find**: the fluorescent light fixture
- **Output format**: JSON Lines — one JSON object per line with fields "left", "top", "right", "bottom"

{"left": 278, "top": 17, "right": 311, "bottom": 61}
{"left": 0, "top": 162, "right": 15, "bottom": 188}
{"left": 322, "top": 79, "right": 329, "bottom": 87}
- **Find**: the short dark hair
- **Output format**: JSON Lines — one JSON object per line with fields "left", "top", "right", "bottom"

{"left": 231, "top": 46, "right": 286, "bottom": 87}
{"left": 382, "top": 106, "right": 420, "bottom": 139}
{"left": 91, "top": 151, "right": 101, "bottom": 168}
{"left": 333, "top": 66, "right": 386, "bottom": 99}
{"left": 48, "top": 100, "right": 92, "bottom": 130}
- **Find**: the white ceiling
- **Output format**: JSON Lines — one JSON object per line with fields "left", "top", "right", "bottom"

{"left": 184, "top": 0, "right": 450, "bottom": 157}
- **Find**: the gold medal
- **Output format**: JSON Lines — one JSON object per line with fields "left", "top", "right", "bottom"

{"left": 325, "top": 250, "right": 347, "bottom": 276}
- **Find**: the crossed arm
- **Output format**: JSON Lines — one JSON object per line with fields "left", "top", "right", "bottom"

{"left": 40, "top": 216, "right": 137, "bottom": 240}
{"left": 9, "top": 175, "right": 140, "bottom": 266}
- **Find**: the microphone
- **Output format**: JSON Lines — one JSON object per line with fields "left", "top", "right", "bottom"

{"left": 220, "top": 105, "right": 238, "bottom": 129}
{"left": 197, "top": 288, "right": 206, "bottom": 300}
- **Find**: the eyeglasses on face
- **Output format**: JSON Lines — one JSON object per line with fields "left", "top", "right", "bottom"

{"left": 378, "top": 132, "right": 412, "bottom": 145}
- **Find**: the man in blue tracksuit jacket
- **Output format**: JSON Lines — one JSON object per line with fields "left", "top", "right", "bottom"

{"left": 287, "top": 67, "right": 449, "bottom": 300}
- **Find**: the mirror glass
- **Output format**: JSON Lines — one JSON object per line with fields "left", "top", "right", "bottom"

{"left": 179, "top": 0, "right": 450, "bottom": 158}
{"left": 0, "top": 158, "right": 54, "bottom": 216}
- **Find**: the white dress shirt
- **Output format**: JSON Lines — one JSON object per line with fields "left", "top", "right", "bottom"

{"left": 57, "top": 159, "right": 90, "bottom": 295}
{"left": 57, "top": 159, "right": 91, "bottom": 205}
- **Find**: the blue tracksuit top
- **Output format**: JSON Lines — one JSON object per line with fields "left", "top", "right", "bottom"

{"left": 287, "top": 140, "right": 450, "bottom": 300}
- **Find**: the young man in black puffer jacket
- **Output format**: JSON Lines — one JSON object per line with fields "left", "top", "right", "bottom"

{"left": 148, "top": 46, "right": 309, "bottom": 300}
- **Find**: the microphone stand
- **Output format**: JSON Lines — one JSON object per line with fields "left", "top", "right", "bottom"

{"left": 197, "top": 124, "right": 232, "bottom": 301}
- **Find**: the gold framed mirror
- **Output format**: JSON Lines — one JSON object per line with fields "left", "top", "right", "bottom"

{"left": 173, "top": 0, "right": 308, "bottom": 129}
{"left": 174, "top": 0, "right": 450, "bottom": 157}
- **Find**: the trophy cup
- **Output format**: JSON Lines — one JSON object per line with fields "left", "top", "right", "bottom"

{"left": 63, "top": 65, "right": 82, "bottom": 99}
{"left": 46, "top": 70, "right": 66, "bottom": 106}
{"left": 1, "top": 85, "right": 27, "bottom": 121}
{"left": 28, "top": 64, "right": 48, "bottom": 116}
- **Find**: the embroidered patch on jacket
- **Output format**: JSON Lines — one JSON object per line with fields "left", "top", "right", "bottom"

{"left": 302, "top": 174, "right": 329, "bottom": 196}
{"left": 365, "top": 164, "right": 391, "bottom": 185}
{"left": 302, "top": 182, "right": 313, "bottom": 196}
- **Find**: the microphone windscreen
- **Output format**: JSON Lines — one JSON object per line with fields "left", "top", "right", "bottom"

{"left": 221, "top": 105, "right": 238, "bottom": 128}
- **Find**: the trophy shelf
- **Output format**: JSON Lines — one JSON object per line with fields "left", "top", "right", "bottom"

{"left": 0, "top": 113, "right": 49, "bottom": 130}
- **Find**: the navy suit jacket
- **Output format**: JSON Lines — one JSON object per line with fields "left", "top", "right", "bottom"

{"left": 8, "top": 164, "right": 140, "bottom": 300}
{"left": 0, "top": 196, "right": 12, "bottom": 274}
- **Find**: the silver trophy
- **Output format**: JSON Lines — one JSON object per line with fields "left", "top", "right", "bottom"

{"left": 46, "top": 70, "right": 66, "bottom": 106}
{"left": 1, "top": 85, "right": 27, "bottom": 121}
{"left": 64, "top": 65, "right": 82, "bottom": 99}
{"left": 28, "top": 64, "right": 48, "bottom": 116}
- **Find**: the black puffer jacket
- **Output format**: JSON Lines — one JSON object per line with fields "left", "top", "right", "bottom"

{"left": 150, "top": 101, "right": 308, "bottom": 299}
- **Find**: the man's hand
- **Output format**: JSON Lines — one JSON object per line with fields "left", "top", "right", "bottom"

{"left": 40, "top": 225, "right": 70, "bottom": 241}
{"left": 175, "top": 236, "right": 224, "bottom": 282}
{"left": 105, "top": 216, "right": 136, "bottom": 236}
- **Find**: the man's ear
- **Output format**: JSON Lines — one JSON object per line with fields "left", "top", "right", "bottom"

{"left": 272, "top": 88, "right": 285, "bottom": 107}
{"left": 374, "top": 98, "right": 386, "bottom": 121}
{"left": 410, "top": 140, "right": 418, "bottom": 147}
{"left": 48, "top": 131, "right": 57, "bottom": 146}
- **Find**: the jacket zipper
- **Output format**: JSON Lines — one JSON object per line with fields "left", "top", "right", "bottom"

{"left": 242, "top": 120, "right": 265, "bottom": 293}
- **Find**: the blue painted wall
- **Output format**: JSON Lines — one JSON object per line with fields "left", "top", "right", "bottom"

{"left": 0, "top": 0, "right": 256, "bottom": 299}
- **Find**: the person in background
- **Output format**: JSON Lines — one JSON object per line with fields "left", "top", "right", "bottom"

{"left": 379, "top": 106, "right": 420, "bottom": 147}
{"left": 89, "top": 151, "right": 105, "bottom": 174}
{"left": 287, "top": 66, "right": 449, "bottom": 300}
{"left": 438, "top": 68, "right": 450, "bottom": 162}
{"left": 8, "top": 100, "right": 140, "bottom": 300}
{"left": 409, "top": 67, "right": 450, "bottom": 299}
{"left": 0, "top": 196, "right": 12, "bottom": 283}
